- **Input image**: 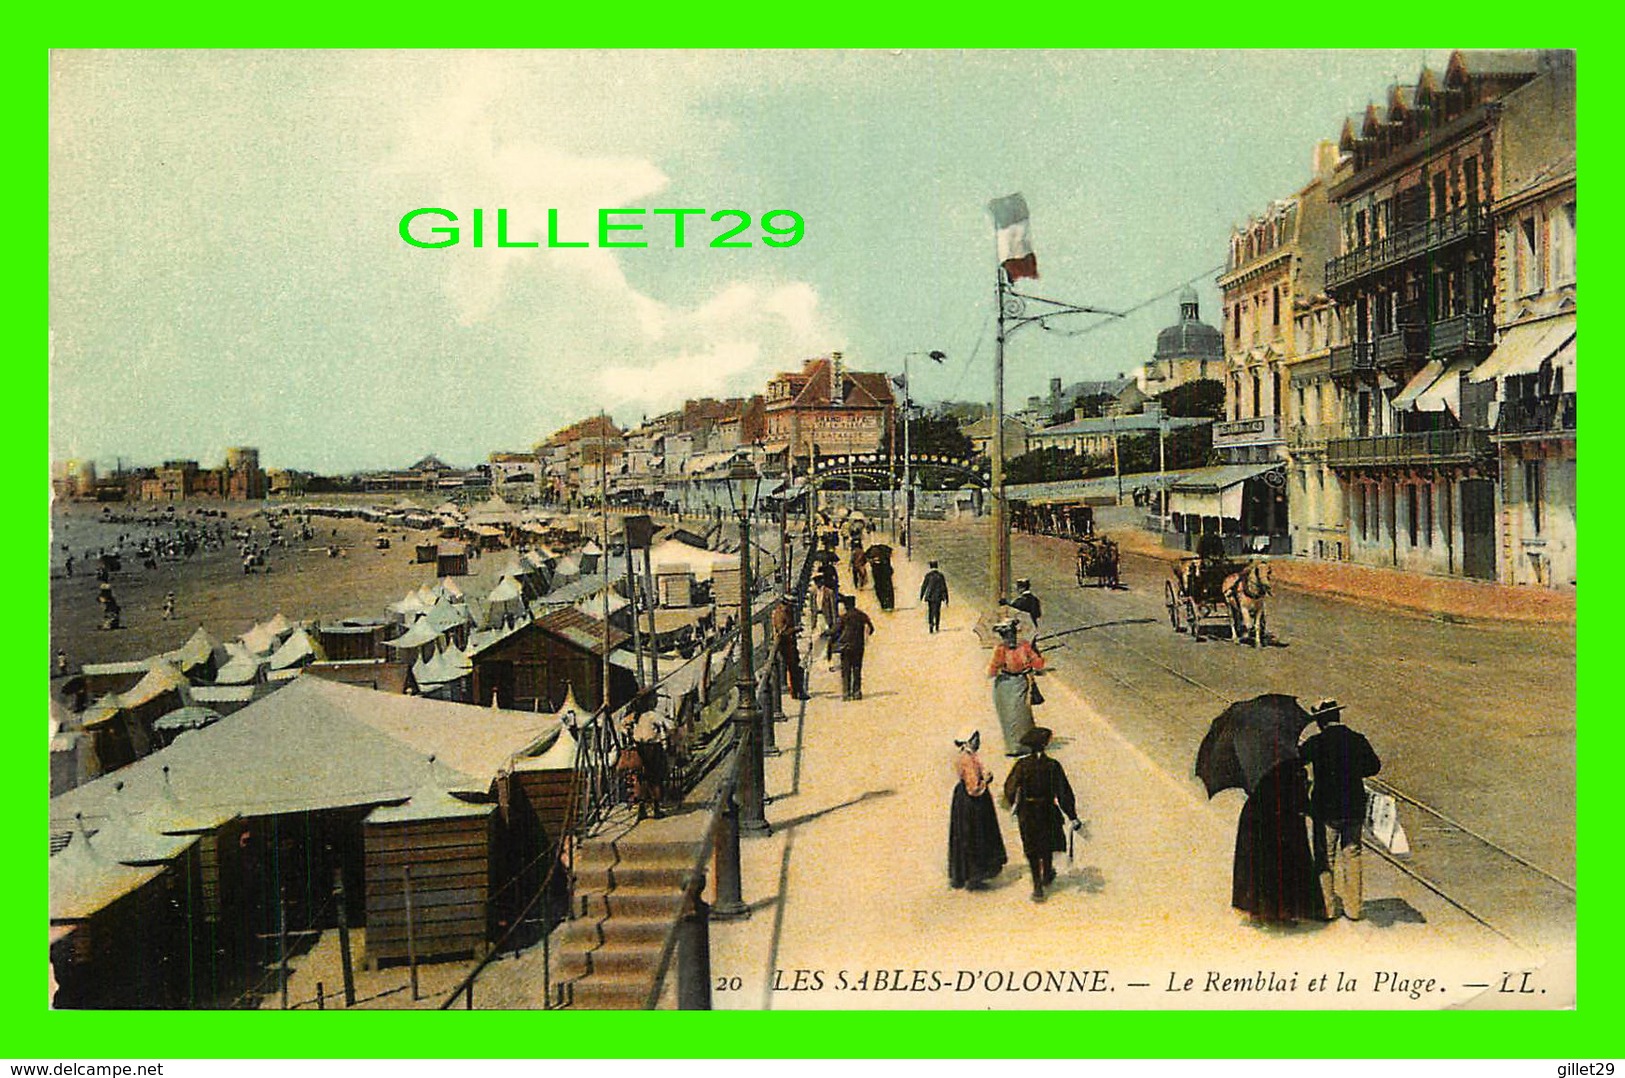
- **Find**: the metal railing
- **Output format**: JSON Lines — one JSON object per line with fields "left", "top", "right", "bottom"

{"left": 1429, "top": 312, "right": 1493, "bottom": 356}
{"left": 1375, "top": 327, "right": 1428, "bottom": 369}
{"left": 1330, "top": 342, "right": 1374, "bottom": 379}
{"left": 1325, "top": 208, "right": 1490, "bottom": 290}
{"left": 1325, "top": 427, "right": 1492, "bottom": 467}
{"left": 1497, "top": 393, "right": 1577, "bottom": 436}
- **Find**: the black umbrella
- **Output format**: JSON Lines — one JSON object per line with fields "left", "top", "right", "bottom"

{"left": 1194, "top": 693, "right": 1314, "bottom": 798}
{"left": 865, "top": 543, "right": 893, "bottom": 564}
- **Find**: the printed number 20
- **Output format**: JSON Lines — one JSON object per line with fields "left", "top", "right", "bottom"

{"left": 709, "top": 210, "right": 805, "bottom": 248}
{"left": 715, "top": 975, "right": 743, "bottom": 991}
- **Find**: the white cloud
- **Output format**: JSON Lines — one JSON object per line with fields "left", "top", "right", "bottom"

{"left": 379, "top": 54, "right": 841, "bottom": 420}
{"left": 599, "top": 341, "right": 761, "bottom": 406}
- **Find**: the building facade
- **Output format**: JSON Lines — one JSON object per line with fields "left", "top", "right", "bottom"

{"left": 1323, "top": 52, "right": 1558, "bottom": 580}
{"left": 1478, "top": 52, "right": 1576, "bottom": 588}
{"left": 762, "top": 353, "right": 895, "bottom": 463}
{"left": 1218, "top": 142, "right": 1343, "bottom": 557}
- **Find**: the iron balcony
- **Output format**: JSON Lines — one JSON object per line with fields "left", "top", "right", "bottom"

{"left": 1324, "top": 208, "right": 1490, "bottom": 292}
{"left": 1326, "top": 427, "right": 1493, "bottom": 467}
{"left": 1430, "top": 312, "right": 1494, "bottom": 357}
{"left": 1496, "top": 393, "right": 1577, "bottom": 437}
{"left": 1329, "top": 342, "right": 1374, "bottom": 380}
{"left": 1375, "top": 327, "right": 1429, "bottom": 372}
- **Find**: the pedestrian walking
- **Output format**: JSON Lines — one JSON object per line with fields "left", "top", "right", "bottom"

{"left": 772, "top": 596, "right": 808, "bottom": 701}
{"left": 1002, "top": 727, "right": 1081, "bottom": 902}
{"left": 988, "top": 618, "right": 1045, "bottom": 755}
{"left": 919, "top": 561, "right": 949, "bottom": 633}
{"left": 55, "top": 650, "right": 68, "bottom": 678}
{"left": 1003, "top": 578, "right": 1042, "bottom": 632}
{"left": 867, "top": 545, "right": 895, "bottom": 611}
{"left": 1299, "top": 699, "right": 1382, "bottom": 921}
{"left": 162, "top": 591, "right": 176, "bottom": 620}
{"left": 849, "top": 542, "right": 869, "bottom": 589}
{"left": 1232, "top": 757, "right": 1325, "bottom": 926}
{"left": 833, "top": 595, "right": 874, "bottom": 700}
{"left": 948, "top": 729, "right": 1007, "bottom": 890}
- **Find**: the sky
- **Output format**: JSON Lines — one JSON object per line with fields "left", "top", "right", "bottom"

{"left": 49, "top": 49, "right": 1453, "bottom": 474}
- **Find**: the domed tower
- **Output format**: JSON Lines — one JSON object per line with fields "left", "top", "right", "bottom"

{"left": 1154, "top": 288, "right": 1224, "bottom": 366}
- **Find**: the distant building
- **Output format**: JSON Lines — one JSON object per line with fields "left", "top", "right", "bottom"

{"left": 1139, "top": 290, "right": 1224, "bottom": 393}
{"left": 1027, "top": 402, "right": 1209, "bottom": 458}
{"left": 961, "top": 415, "right": 1032, "bottom": 459}
{"left": 763, "top": 352, "right": 896, "bottom": 463}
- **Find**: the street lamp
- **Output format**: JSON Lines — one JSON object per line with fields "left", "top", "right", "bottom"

{"left": 724, "top": 454, "right": 770, "bottom": 835}
{"left": 898, "top": 350, "right": 946, "bottom": 560}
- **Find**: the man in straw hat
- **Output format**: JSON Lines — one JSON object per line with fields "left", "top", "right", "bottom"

{"left": 1299, "top": 698, "right": 1382, "bottom": 920}
{"left": 1002, "top": 726, "right": 1081, "bottom": 902}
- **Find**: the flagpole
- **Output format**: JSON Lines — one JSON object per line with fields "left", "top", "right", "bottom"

{"left": 992, "top": 268, "right": 1010, "bottom": 604}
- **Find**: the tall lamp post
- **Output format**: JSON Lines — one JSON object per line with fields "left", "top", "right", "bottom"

{"left": 726, "top": 455, "right": 770, "bottom": 835}
{"left": 898, "top": 350, "right": 946, "bottom": 561}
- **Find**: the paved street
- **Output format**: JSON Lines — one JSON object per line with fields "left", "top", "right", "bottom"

{"left": 706, "top": 536, "right": 1574, "bottom": 1010}
{"left": 916, "top": 515, "right": 1576, "bottom": 951}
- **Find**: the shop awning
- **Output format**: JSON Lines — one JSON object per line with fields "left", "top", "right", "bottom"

{"left": 1469, "top": 315, "right": 1575, "bottom": 384}
{"left": 1414, "top": 359, "right": 1476, "bottom": 414}
{"left": 1167, "top": 463, "right": 1282, "bottom": 520}
{"left": 1392, "top": 360, "right": 1445, "bottom": 411}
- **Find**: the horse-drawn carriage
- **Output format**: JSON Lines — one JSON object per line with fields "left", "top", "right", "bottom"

{"left": 1074, "top": 534, "right": 1121, "bottom": 589}
{"left": 1164, "top": 537, "right": 1272, "bottom": 646}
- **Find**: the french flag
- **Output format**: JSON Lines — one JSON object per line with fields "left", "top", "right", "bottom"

{"left": 989, "top": 192, "right": 1039, "bottom": 282}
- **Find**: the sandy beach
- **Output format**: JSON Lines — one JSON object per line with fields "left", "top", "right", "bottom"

{"left": 49, "top": 499, "right": 526, "bottom": 672}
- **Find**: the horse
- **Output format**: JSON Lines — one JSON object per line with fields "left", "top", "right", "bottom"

{"left": 1222, "top": 557, "right": 1272, "bottom": 647}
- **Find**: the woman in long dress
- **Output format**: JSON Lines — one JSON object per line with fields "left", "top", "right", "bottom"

{"left": 947, "top": 729, "right": 1007, "bottom": 889}
{"left": 1232, "top": 758, "right": 1326, "bottom": 925}
{"left": 868, "top": 546, "right": 895, "bottom": 611}
{"left": 988, "top": 618, "right": 1045, "bottom": 755}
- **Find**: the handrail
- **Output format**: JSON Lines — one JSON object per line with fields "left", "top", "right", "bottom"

{"left": 642, "top": 733, "right": 747, "bottom": 1010}
{"left": 640, "top": 541, "right": 811, "bottom": 1010}
{"left": 439, "top": 718, "right": 589, "bottom": 1009}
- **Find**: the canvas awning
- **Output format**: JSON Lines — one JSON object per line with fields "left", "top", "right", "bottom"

{"left": 1167, "top": 463, "right": 1282, "bottom": 520}
{"left": 1392, "top": 360, "right": 1446, "bottom": 411}
{"left": 1469, "top": 315, "right": 1575, "bottom": 384}
{"left": 1415, "top": 359, "right": 1476, "bottom": 414}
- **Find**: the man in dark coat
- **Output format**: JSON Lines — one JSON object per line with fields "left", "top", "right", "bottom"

{"left": 919, "top": 561, "right": 949, "bottom": 633}
{"left": 833, "top": 595, "right": 875, "bottom": 700}
{"left": 1003, "top": 578, "right": 1042, "bottom": 632}
{"left": 1002, "top": 727, "right": 1081, "bottom": 902}
{"left": 1299, "top": 698, "right": 1382, "bottom": 920}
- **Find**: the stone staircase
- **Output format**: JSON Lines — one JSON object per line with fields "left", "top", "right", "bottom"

{"left": 554, "top": 838, "right": 694, "bottom": 1009}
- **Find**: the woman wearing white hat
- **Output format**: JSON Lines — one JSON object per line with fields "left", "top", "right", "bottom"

{"left": 988, "top": 617, "right": 1046, "bottom": 755}
{"left": 947, "top": 729, "right": 1007, "bottom": 890}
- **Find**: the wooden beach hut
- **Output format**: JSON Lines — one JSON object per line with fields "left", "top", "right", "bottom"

{"left": 362, "top": 778, "right": 496, "bottom": 966}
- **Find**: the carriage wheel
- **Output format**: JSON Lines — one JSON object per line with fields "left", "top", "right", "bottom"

{"left": 1164, "top": 580, "right": 1180, "bottom": 631}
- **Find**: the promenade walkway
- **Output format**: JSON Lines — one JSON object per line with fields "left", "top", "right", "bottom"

{"left": 705, "top": 545, "right": 1564, "bottom": 1010}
